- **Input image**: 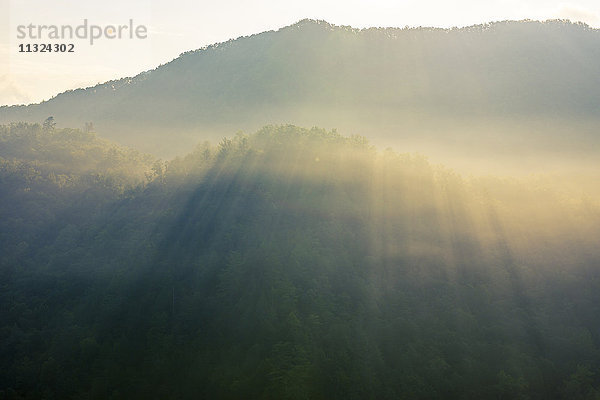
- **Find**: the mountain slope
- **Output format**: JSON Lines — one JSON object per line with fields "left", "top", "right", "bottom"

{"left": 2, "top": 125, "right": 600, "bottom": 399}
{"left": 1, "top": 19, "right": 600, "bottom": 165}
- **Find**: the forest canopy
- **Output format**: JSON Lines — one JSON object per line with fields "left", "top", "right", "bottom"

{"left": 1, "top": 123, "right": 600, "bottom": 399}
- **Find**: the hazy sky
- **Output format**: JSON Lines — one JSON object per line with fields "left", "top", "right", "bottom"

{"left": 1, "top": 0, "right": 599, "bottom": 106}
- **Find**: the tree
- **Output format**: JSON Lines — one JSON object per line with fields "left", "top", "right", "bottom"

{"left": 43, "top": 116, "right": 56, "bottom": 132}
{"left": 84, "top": 122, "right": 95, "bottom": 134}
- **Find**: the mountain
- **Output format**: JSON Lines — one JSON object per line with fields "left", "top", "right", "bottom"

{"left": 2, "top": 124, "right": 600, "bottom": 399}
{"left": 1, "top": 19, "right": 600, "bottom": 170}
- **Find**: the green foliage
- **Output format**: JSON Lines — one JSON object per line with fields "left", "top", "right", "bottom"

{"left": 1, "top": 124, "right": 600, "bottom": 399}
{"left": 0, "top": 122, "right": 154, "bottom": 179}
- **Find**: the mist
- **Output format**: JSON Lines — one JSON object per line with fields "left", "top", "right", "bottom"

{"left": 2, "top": 123, "right": 600, "bottom": 398}
{"left": 2, "top": 17, "right": 600, "bottom": 400}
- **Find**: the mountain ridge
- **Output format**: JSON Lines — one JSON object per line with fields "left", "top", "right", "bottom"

{"left": 1, "top": 18, "right": 600, "bottom": 168}
{"left": 3, "top": 18, "right": 597, "bottom": 109}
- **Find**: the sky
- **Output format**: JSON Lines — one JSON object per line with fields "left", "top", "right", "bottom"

{"left": 1, "top": 0, "right": 599, "bottom": 106}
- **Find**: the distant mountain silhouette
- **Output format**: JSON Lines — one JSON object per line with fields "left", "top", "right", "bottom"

{"left": 1, "top": 19, "right": 599, "bottom": 167}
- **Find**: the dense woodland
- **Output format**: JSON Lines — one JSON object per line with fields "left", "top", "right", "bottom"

{"left": 1, "top": 123, "right": 600, "bottom": 399}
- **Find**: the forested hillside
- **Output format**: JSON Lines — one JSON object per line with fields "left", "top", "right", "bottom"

{"left": 1, "top": 19, "right": 600, "bottom": 166}
{"left": 0, "top": 122, "right": 154, "bottom": 281}
{"left": 1, "top": 124, "right": 600, "bottom": 399}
